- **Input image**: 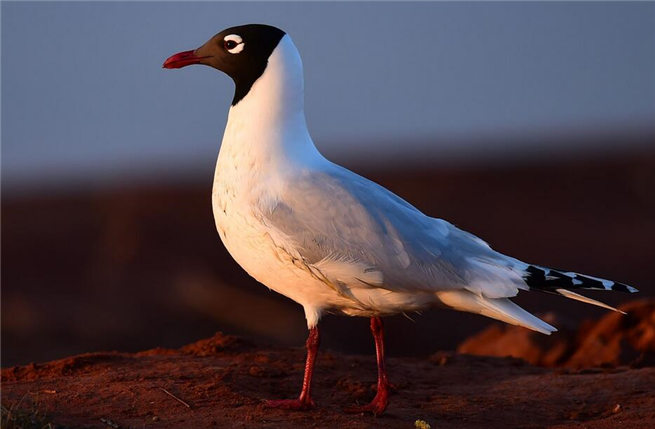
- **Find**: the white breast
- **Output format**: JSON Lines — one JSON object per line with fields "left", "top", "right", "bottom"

{"left": 211, "top": 147, "right": 347, "bottom": 327}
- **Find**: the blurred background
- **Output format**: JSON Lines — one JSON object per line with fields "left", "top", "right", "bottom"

{"left": 2, "top": 2, "right": 654, "bottom": 367}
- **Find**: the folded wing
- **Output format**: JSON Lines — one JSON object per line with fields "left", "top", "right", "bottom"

{"left": 260, "top": 162, "right": 528, "bottom": 300}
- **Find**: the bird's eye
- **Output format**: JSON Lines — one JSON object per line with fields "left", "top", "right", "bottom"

{"left": 223, "top": 34, "right": 244, "bottom": 54}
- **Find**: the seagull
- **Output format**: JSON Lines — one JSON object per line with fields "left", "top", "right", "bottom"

{"left": 163, "top": 24, "right": 638, "bottom": 415}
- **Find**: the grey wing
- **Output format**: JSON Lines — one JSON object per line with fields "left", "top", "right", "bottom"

{"left": 261, "top": 163, "right": 528, "bottom": 299}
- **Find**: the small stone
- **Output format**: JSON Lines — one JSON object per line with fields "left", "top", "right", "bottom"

{"left": 248, "top": 366, "right": 265, "bottom": 377}
{"left": 612, "top": 404, "right": 622, "bottom": 413}
{"left": 152, "top": 416, "right": 159, "bottom": 422}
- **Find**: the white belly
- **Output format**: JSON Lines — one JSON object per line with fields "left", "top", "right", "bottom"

{"left": 211, "top": 173, "right": 347, "bottom": 315}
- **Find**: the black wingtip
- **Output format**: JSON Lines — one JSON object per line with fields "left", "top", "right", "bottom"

{"left": 612, "top": 281, "right": 639, "bottom": 293}
{"left": 524, "top": 265, "right": 638, "bottom": 293}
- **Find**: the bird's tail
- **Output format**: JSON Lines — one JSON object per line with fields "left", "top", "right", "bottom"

{"left": 435, "top": 264, "right": 637, "bottom": 335}
{"left": 436, "top": 290, "right": 557, "bottom": 335}
{"left": 522, "top": 265, "right": 638, "bottom": 314}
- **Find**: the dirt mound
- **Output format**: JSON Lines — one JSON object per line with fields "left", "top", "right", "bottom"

{"left": 3, "top": 330, "right": 655, "bottom": 428}
{"left": 458, "top": 299, "right": 655, "bottom": 368}
{"left": 176, "top": 331, "right": 253, "bottom": 357}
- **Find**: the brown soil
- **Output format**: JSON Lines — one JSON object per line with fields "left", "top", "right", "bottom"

{"left": 3, "top": 330, "right": 655, "bottom": 429}
{"left": 459, "top": 299, "right": 655, "bottom": 368}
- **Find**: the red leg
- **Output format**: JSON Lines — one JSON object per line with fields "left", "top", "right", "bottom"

{"left": 345, "top": 316, "right": 390, "bottom": 416}
{"left": 264, "top": 326, "right": 319, "bottom": 410}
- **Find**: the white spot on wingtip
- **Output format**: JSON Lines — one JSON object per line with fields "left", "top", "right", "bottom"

{"left": 601, "top": 279, "right": 613, "bottom": 288}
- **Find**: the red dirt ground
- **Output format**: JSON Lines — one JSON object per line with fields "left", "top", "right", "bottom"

{"left": 459, "top": 299, "right": 655, "bottom": 368}
{"left": 3, "top": 327, "right": 655, "bottom": 429}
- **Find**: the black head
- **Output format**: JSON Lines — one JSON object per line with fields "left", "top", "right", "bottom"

{"left": 163, "top": 24, "right": 286, "bottom": 105}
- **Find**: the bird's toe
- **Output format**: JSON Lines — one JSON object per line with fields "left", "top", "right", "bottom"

{"left": 344, "top": 396, "right": 388, "bottom": 416}
{"left": 263, "top": 398, "right": 316, "bottom": 411}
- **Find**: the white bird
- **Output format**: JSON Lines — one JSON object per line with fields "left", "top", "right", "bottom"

{"left": 163, "top": 24, "right": 637, "bottom": 415}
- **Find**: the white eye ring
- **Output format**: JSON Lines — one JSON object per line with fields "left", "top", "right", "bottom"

{"left": 224, "top": 34, "right": 244, "bottom": 54}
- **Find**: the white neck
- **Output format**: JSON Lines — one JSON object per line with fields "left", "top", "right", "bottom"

{"left": 219, "top": 35, "right": 321, "bottom": 169}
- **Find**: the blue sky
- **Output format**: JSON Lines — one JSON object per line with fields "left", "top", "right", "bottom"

{"left": 2, "top": 2, "right": 654, "bottom": 191}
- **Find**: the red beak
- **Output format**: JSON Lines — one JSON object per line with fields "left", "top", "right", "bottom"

{"left": 162, "top": 50, "right": 208, "bottom": 69}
